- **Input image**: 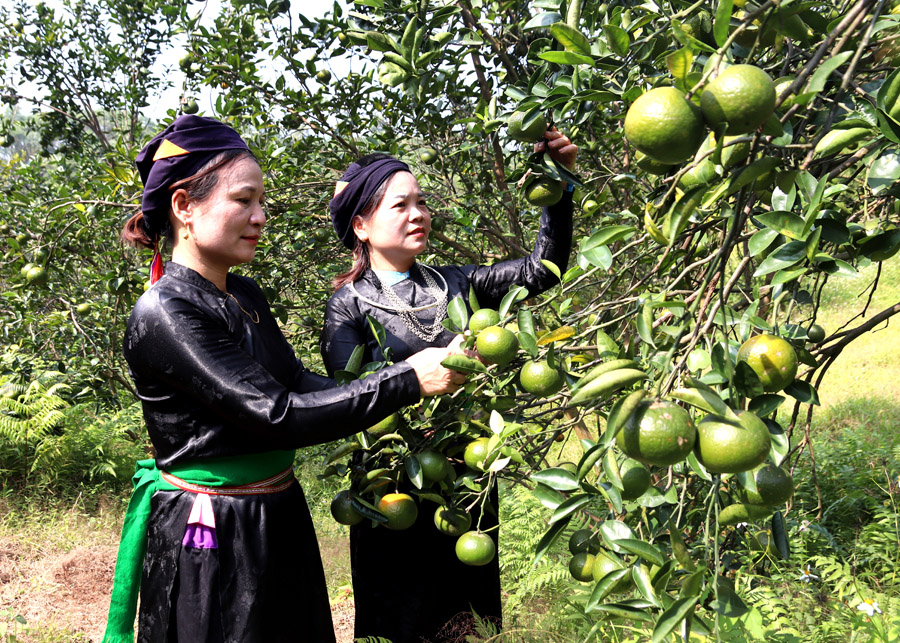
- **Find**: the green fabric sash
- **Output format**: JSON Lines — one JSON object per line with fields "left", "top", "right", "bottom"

{"left": 101, "top": 449, "right": 295, "bottom": 643}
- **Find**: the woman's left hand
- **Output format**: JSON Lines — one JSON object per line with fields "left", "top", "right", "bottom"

{"left": 535, "top": 127, "right": 578, "bottom": 170}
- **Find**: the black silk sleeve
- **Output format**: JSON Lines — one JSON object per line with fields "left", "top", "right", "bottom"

{"left": 467, "top": 190, "right": 573, "bottom": 309}
{"left": 125, "top": 289, "right": 420, "bottom": 450}
{"left": 320, "top": 294, "right": 368, "bottom": 378}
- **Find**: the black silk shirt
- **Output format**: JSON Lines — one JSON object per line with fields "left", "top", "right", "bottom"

{"left": 318, "top": 193, "right": 573, "bottom": 642}
{"left": 122, "top": 262, "right": 421, "bottom": 642}
{"left": 125, "top": 262, "right": 421, "bottom": 469}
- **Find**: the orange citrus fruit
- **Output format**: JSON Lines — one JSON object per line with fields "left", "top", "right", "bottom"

{"left": 696, "top": 411, "right": 771, "bottom": 474}
{"left": 455, "top": 531, "right": 496, "bottom": 566}
{"left": 463, "top": 437, "right": 491, "bottom": 471}
{"left": 377, "top": 492, "right": 418, "bottom": 530}
{"left": 569, "top": 552, "right": 595, "bottom": 582}
{"left": 469, "top": 308, "right": 500, "bottom": 334}
{"left": 330, "top": 490, "right": 364, "bottom": 526}
{"left": 615, "top": 399, "right": 697, "bottom": 466}
{"left": 519, "top": 360, "right": 564, "bottom": 396}
{"left": 700, "top": 64, "right": 776, "bottom": 135}
{"left": 736, "top": 334, "right": 799, "bottom": 393}
{"left": 476, "top": 325, "right": 519, "bottom": 366}
{"left": 624, "top": 87, "right": 706, "bottom": 164}
{"left": 433, "top": 506, "right": 472, "bottom": 536}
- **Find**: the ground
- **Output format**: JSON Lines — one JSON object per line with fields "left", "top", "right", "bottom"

{"left": 0, "top": 533, "right": 356, "bottom": 642}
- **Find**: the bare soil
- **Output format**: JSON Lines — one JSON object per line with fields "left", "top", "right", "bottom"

{"left": 0, "top": 535, "right": 355, "bottom": 642}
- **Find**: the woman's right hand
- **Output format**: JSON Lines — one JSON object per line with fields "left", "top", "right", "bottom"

{"left": 405, "top": 341, "right": 469, "bottom": 397}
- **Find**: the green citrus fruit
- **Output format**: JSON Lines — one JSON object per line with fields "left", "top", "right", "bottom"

{"left": 807, "top": 324, "right": 826, "bottom": 343}
{"left": 700, "top": 64, "right": 776, "bottom": 135}
{"left": 377, "top": 492, "right": 418, "bottom": 530}
{"left": 463, "top": 437, "right": 491, "bottom": 471}
{"left": 524, "top": 177, "right": 563, "bottom": 207}
{"left": 591, "top": 552, "right": 633, "bottom": 593}
{"left": 434, "top": 506, "right": 472, "bottom": 536}
{"left": 20, "top": 262, "right": 35, "bottom": 279}
{"left": 417, "top": 449, "right": 449, "bottom": 483}
{"left": 469, "top": 308, "right": 501, "bottom": 334}
{"left": 331, "top": 490, "right": 364, "bottom": 526}
{"left": 634, "top": 151, "right": 676, "bottom": 175}
{"left": 754, "top": 464, "right": 794, "bottom": 505}
{"left": 568, "top": 528, "right": 600, "bottom": 555}
{"left": 773, "top": 76, "right": 797, "bottom": 111}
{"left": 418, "top": 147, "right": 438, "bottom": 164}
{"left": 455, "top": 530, "right": 496, "bottom": 566}
{"left": 582, "top": 198, "right": 600, "bottom": 214}
{"left": 737, "top": 334, "right": 799, "bottom": 393}
{"left": 313, "top": 227, "right": 332, "bottom": 244}
{"left": 696, "top": 411, "right": 771, "bottom": 474}
{"left": 182, "top": 99, "right": 199, "bottom": 114}
{"left": 76, "top": 303, "right": 91, "bottom": 315}
{"left": 25, "top": 265, "right": 48, "bottom": 286}
{"left": 619, "top": 458, "right": 652, "bottom": 500}
{"left": 368, "top": 412, "right": 401, "bottom": 437}
{"left": 718, "top": 502, "right": 772, "bottom": 525}
{"left": 476, "top": 325, "right": 519, "bottom": 366}
{"left": 615, "top": 399, "right": 697, "bottom": 466}
{"left": 569, "top": 552, "right": 595, "bottom": 582}
{"left": 316, "top": 69, "right": 332, "bottom": 83}
{"left": 508, "top": 110, "right": 547, "bottom": 143}
{"left": 519, "top": 360, "right": 564, "bottom": 397}
{"left": 624, "top": 87, "right": 706, "bottom": 164}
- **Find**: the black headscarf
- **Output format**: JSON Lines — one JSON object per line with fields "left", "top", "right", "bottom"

{"left": 329, "top": 157, "right": 410, "bottom": 249}
{"left": 135, "top": 115, "right": 250, "bottom": 239}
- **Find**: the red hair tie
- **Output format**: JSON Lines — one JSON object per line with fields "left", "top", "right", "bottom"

{"left": 149, "top": 236, "right": 164, "bottom": 284}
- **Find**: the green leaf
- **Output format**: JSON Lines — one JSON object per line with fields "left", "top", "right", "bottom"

{"left": 748, "top": 229, "right": 779, "bottom": 257}
{"left": 771, "top": 511, "right": 791, "bottom": 560}
{"left": 603, "top": 24, "right": 630, "bottom": 57}
{"left": 733, "top": 361, "right": 764, "bottom": 398}
{"left": 652, "top": 595, "right": 700, "bottom": 643}
{"left": 405, "top": 455, "right": 423, "bottom": 489}
{"left": 533, "top": 482, "right": 566, "bottom": 509}
{"left": 550, "top": 493, "right": 591, "bottom": 523}
{"left": 867, "top": 151, "right": 900, "bottom": 195}
{"left": 752, "top": 240, "right": 807, "bottom": 277}
{"left": 714, "top": 0, "right": 734, "bottom": 47}
{"left": 344, "top": 343, "right": 365, "bottom": 376}
{"left": 583, "top": 225, "right": 636, "bottom": 249}
{"left": 711, "top": 577, "right": 748, "bottom": 617}
{"left": 499, "top": 285, "right": 529, "bottom": 318}
{"left": 587, "top": 568, "right": 632, "bottom": 609}
{"left": 446, "top": 295, "right": 467, "bottom": 333}
{"left": 859, "top": 229, "right": 900, "bottom": 262}
{"left": 615, "top": 539, "right": 665, "bottom": 566}
{"left": 771, "top": 266, "right": 807, "bottom": 285}
{"left": 666, "top": 48, "right": 693, "bottom": 83}
{"left": 517, "top": 308, "right": 536, "bottom": 337}
{"left": 599, "top": 519, "right": 637, "bottom": 552}
{"left": 530, "top": 467, "right": 580, "bottom": 491}
{"left": 549, "top": 22, "right": 591, "bottom": 56}
{"left": 755, "top": 211, "right": 807, "bottom": 240}
{"left": 533, "top": 517, "right": 570, "bottom": 565}
{"left": 748, "top": 394, "right": 785, "bottom": 417}
{"left": 468, "top": 285, "right": 480, "bottom": 313}
{"left": 632, "top": 563, "right": 660, "bottom": 607}
{"left": 577, "top": 443, "right": 605, "bottom": 479}
{"left": 784, "top": 380, "right": 819, "bottom": 405}
{"left": 518, "top": 331, "right": 539, "bottom": 358}
{"left": 540, "top": 259, "right": 561, "bottom": 280}
{"left": 805, "top": 51, "right": 854, "bottom": 97}
{"left": 538, "top": 51, "right": 595, "bottom": 65}
{"left": 524, "top": 12, "right": 563, "bottom": 30}
{"left": 603, "top": 448, "right": 623, "bottom": 490}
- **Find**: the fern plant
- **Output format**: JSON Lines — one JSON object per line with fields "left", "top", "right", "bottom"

{"left": 0, "top": 376, "right": 68, "bottom": 483}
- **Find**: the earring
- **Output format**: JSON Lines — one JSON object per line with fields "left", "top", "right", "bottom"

{"left": 182, "top": 229, "right": 189, "bottom": 240}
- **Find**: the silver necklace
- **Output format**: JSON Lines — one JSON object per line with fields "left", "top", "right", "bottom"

{"left": 349, "top": 264, "right": 449, "bottom": 342}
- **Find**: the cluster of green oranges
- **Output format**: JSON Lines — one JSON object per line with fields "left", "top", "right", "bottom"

{"left": 505, "top": 110, "right": 567, "bottom": 208}
{"left": 624, "top": 64, "right": 776, "bottom": 169}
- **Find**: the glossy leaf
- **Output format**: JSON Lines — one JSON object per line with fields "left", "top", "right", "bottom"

{"left": 550, "top": 493, "right": 590, "bottom": 523}
{"left": 549, "top": 22, "right": 591, "bottom": 56}
{"left": 603, "top": 24, "right": 630, "bottom": 57}
{"left": 615, "top": 538, "right": 665, "bottom": 566}
{"left": 531, "top": 467, "right": 580, "bottom": 491}
{"left": 652, "top": 596, "right": 699, "bottom": 643}
{"left": 533, "top": 516, "right": 570, "bottom": 565}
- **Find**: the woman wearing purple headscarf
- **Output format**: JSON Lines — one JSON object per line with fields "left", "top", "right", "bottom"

{"left": 320, "top": 128, "right": 577, "bottom": 641}
{"left": 102, "top": 115, "right": 466, "bottom": 643}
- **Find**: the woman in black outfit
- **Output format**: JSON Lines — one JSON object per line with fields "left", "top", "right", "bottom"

{"left": 320, "top": 127, "right": 577, "bottom": 642}
{"left": 102, "top": 115, "right": 465, "bottom": 643}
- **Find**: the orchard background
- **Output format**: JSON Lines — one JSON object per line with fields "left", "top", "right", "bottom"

{"left": 1, "top": 0, "right": 900, "bottom": 640}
